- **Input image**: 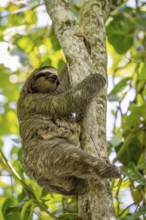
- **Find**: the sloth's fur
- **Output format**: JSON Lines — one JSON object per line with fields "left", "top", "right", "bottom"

{"left": 17, "top": 66, "right": 121, "bottom": 195}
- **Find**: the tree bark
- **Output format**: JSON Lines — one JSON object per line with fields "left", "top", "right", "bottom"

{"left": 44, "top": 0, "right": 116, "bottom": 219}
{"left": 78, "top": 1, "right": 116, "bottom": 220}
{"left": 44, "top": 0, "right": 92, "bottom": 83}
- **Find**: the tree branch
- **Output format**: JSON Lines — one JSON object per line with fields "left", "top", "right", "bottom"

{"left": 0, "top": 3, "right": 43, "bottom": 18}
{"left": 44, "top": 0, "right": 92, "bottom": 85}
{"left": 80, "top": 0, "right": 109, "bottom": 77}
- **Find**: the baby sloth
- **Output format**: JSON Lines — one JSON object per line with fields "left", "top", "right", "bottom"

{"left": 17, "top": 66, "right": 121, "bottom": 196}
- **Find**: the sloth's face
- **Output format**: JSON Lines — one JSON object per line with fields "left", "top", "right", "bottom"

{"left": 31, "top": 67, "right": 60, "bottom": 93}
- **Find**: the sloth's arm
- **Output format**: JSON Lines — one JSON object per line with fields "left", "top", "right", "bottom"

{"left": 19, "top": 74, "right": 106, "bottom": 118}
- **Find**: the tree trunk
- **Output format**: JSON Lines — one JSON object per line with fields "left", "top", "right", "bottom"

{"left": 78, "top": 1, "right": 115, "bottom": 219}
{"left": 44, "top": 0, "right": 116, "bottom": 219}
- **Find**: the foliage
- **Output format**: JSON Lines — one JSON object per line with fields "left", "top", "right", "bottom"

{"left": 0, "top": 0, "right": 146, "bottom": 219}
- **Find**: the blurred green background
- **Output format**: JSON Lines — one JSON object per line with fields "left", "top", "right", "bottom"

{"left": 0, "top": 0, "right": 146, "bottom": 219}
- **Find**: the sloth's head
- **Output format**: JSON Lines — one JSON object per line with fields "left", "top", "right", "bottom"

{"left": 25, "top": 66, "right": 60, "bottom": 94}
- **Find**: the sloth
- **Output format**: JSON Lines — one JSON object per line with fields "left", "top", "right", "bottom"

{"left": 17, "top": 66, "right": 121, "bottom": 196}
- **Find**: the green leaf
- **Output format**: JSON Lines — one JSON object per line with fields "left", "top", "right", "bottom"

{"left": 20, "top": 199, "right": 34, "bottom": 220}
{"left": 107, "top": 14, "right": 135, "bottom": 54}
{"left": 115, "top": 133, "right": 142, "bottom": 165}
{"left": 110, "top": 133, "right": 123, "bottom": 146}
{"left": 128, "top": 162, "right": 146, "bottom": 185}
{"left": 125, "top": 207, "right": 146, "bottom": 220}
{"left": 24, "top": 10, "right": 37, "bottom": 25}
{"left": 2, "top": 198, "right": 14, "bottom": 217}
{"left": 8, "top": 14, "right": 24, "bottom": 26}
{"left": 131, "top": 185, "right": 144, "bottom": 205}
{"left": 108, "top": 77, "right": 131, "bottom": 101}
{"left": 136, "top": 11, "right": 146, "bottom": 31}
{"left": 123, "top": 105, "right": 142, "bottom": 128}
{"left": 132, "top": 52, "right": 145, "bottom": 61}
{"left": 17, "top": 37, "right": 34, "bottom": 53}
{"left": 139, "top": 63, "right": 146, "bottom": 80}
{"left": 50, "top": 28, "right": 61, "bottom": 51}
{"left": 3, "top": 212, "right": 20, "bottom": 220}
{"left": 2, "top": 198, "right": 21, "bottom": 220}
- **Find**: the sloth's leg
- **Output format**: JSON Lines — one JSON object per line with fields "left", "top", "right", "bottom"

{"left": 38, "top": 175, "right": 88, "bottom": 196}
{"left": 68, "top": 177, "right": 89, "bottom": 195}
{"left": 44, "top": 143, "right": 121, "bottom": 180}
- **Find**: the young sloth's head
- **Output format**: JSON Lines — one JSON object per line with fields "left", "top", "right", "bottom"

{"left": 25, "top": 66, "right": 60, "bottom": 94}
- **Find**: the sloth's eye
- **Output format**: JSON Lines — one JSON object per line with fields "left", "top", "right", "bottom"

{"left": 39, "top": 72, "right": 51, "bottom": 77}
{"left": 45, "top": 75, "right": 58, "bottom": 79}
{"left": 35, "top": 72, "right": 51, "bottom": 80}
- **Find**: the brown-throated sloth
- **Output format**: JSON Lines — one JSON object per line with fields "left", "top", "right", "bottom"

{"left": 17, "top": 66, "right": 121, "bottom": 196}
